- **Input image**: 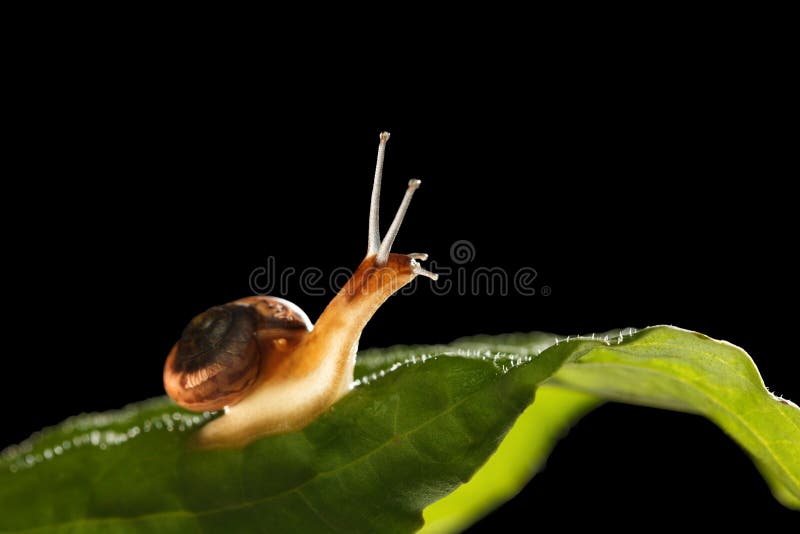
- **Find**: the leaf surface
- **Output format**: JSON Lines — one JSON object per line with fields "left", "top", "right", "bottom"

{"left": 1, "top": 326, "right": 797, "bottom": 533}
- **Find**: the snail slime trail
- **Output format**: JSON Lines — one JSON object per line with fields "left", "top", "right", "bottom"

{"left": 163, "top": 132, "right": 438, "bottom": 449}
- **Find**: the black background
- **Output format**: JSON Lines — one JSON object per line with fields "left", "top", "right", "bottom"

{"left": 5, "top": 58, "right": 797, "bottom": 529}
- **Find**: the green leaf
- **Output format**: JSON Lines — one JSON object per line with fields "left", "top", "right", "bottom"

{"left": 1, "top": 326, "right": 798, "bottom": 533}
{"left": 448, "top": 326, "right": 800, "bottom": 511}
{"left": 548, "top": 328, "right": 800, "bottom": 510}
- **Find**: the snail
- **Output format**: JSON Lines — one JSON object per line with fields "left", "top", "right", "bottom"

{"left": 163, "top": 132, "right": 438, "bottom": 448}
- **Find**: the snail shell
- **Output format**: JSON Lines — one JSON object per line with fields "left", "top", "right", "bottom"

{"left": 163, "top": 296, "right": 312, "bottom": 412}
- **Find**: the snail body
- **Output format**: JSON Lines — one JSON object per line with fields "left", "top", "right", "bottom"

{"left": 163, "top": 133, "right": 437, "bottom": 448}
